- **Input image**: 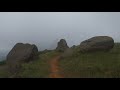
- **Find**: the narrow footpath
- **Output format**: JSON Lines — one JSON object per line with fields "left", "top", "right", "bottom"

{"left": 49, "top": 56, "right": 64, "bottom": 78}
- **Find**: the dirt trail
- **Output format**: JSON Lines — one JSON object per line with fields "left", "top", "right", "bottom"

{"left": 49, "top": 56, "right": 64, "bottom": 78}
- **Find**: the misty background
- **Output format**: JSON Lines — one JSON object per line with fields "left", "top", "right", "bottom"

{"left": 0, "top": 12, "right": 120, "bottom": 60}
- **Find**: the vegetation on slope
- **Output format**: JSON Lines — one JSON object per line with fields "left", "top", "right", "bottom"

{"left": 13, "top": 50, "right": 61, "bottom": 78}
{"left": 0, "top": 50, "right": 61, "bottom": 78}
{"left": 59, "top": 43, "right": 120, "bottom": 78}
{"left": 0, "top": 43, "right": 120, "bottom": 78}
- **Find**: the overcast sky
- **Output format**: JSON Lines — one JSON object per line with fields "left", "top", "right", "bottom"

{"left": 0, "top": 12, "right": 120, "bottom": 52}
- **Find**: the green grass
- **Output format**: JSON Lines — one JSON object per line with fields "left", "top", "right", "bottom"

{"left": 60, "top": 43, "right": 120, "bottom": 78}
{"left": 0, "top": 43, "right": 120, "bottom": 78}
{"left": 0, "top": 50, "right": 61, "bottom": 78}
{"left": 15, "top": 50, "right": 61, "bottom": 78}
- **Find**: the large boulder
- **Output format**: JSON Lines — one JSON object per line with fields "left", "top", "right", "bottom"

{"left": 56, "top": 39, "right": 69, "bottom": 52}
{"left": 6, "top": 43, "right": 39, "bottom": 73}
{"left": 80, "top": 36, "right": 114, "bottom": 52}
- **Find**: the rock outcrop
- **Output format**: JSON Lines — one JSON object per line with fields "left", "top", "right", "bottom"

{"left": 6, "top": 43, "right": 39, "bottom": 73}
{"left": 56, "top": 39, "right": 69, "bottom": 52}
{"left": 80, "top": 36, "right": 114, "bottom": 52}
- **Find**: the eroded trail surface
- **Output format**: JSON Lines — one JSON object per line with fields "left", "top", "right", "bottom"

{"left": 49, "top": 56, "right": 64, "bottom": 78}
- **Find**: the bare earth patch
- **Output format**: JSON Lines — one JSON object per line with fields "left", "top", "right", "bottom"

{"left": 49, "top": 56, "right": 64, "bottom": 78}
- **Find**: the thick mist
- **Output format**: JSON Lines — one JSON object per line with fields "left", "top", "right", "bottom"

{"left": 0, "top": 12, "right": 120, "bottom": 53}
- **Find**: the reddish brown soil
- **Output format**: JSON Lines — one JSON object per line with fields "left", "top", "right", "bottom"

{"left": 49, "top": 56, "right": 64, "bottom": 78}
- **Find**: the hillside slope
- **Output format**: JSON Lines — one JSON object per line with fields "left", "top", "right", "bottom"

{"left": 59, "top": 43, "right": 120, "bottom": 78}
{"left": 0, "top": 43, "right": 120, "bottom": 78}
{"left": 0, "top": 50, "right": 61, "bottom": 78}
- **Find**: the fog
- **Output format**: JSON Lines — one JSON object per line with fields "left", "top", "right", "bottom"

{"left": 0, "top": 12, "right": 120, "bottom": 52}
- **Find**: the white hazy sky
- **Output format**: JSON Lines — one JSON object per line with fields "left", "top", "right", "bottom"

{"left": 0, "top": 12, "right": 120, "bottom": 51}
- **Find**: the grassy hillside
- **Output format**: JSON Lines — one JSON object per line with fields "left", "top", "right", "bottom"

{"left": 0, "top": 50, "right": 61, "bottom": 78}
{"left": 14, "top": 50, "right": 61, "bottom": 78}
{"left": 59, "top": 43, "right": 120, "bottom": 78}
{"left": 0, "top": 43, "right": 120, "bottom": 78}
